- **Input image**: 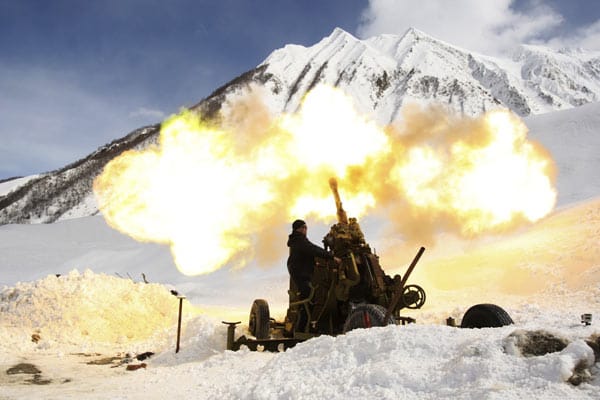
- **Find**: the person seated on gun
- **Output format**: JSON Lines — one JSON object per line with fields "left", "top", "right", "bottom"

{"left": 287, "top": 219, "right": 341, "bottom": 330}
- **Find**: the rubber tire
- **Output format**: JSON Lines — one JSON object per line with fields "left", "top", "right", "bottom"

{"left": 343, "top": 304, "right": 395, "bottom": 333}
{"left": 460, "top": 303, "right": 513, "bottom": 328}
{"left": 249, "top": 299, "right": 270, "bottom": 339}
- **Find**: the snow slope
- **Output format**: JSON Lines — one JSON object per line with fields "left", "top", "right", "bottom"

{"left": 0, "top": 175, "right": 39, "bottom": 197}
{"left": 525, "top": 102, "right": 600, "bottom": 206}
{"left": 1, "top": 197, "right": 599, "bottom": 399}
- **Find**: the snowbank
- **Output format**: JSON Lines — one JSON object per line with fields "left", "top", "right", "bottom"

{"left": 1, "top": 271, "right": 599, "bottom": 399}
{"left": 0, "top": 269, "right": 216, "bottom": 355}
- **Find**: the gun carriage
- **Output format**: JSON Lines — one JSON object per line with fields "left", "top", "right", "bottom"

{"left": 223, "top": 179, "right": 513, "bottom": 351}
{"left": 224, "top": 178, "right": 430, "bottom": 351}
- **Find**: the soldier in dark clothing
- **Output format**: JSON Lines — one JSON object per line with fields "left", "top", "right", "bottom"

{"left": 287, "top": 219, "right": 340, "bottom": 332}
{"left": 287, "top": 219, "right": 341, "bottom": 300}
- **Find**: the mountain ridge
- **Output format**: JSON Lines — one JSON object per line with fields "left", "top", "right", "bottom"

{"left": 2, "top": 27, "right": 599, "bottom": 225}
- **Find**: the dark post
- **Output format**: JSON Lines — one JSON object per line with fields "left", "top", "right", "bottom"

{"left": 222, "top": 321, "right": 241, "bottom": 351}
{"left": 176, "top": 295, "right": 185, "bottom": 353}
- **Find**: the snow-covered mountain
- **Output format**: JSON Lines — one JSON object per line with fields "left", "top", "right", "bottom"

{"left": 254, "top": 27, "right": 600, "bottom": 121}
{"left": 2, "top": 27, "right": 600, "bottom": 225}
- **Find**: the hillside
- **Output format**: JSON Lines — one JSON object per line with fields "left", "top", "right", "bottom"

{"left": 1, "top": 27, "right": 600, "bottom": 225}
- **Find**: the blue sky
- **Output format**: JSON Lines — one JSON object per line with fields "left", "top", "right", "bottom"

{"left": 1, "top": 0, "right": 599, "bottom": 179}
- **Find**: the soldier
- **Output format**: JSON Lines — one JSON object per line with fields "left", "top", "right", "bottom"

{"left": 287, "top": 219, "right": 341, "bottom": 299}
{"left": 287, "top": 219, "right": 341, "bottom": 331}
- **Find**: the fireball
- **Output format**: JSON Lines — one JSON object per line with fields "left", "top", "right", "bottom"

{"left": 93, "top": 85, "right": 557, "bottom": 275}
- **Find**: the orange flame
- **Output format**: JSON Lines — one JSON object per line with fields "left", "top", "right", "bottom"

{"left": 391, "top": 109, "right": 556, "bottom": 235}
{"left": 93, "top": 85, "right": 557, "bottom": 275}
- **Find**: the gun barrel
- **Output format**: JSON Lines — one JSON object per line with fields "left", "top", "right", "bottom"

{"left": 329, "top": 178, "right": 348, "bottom": 224}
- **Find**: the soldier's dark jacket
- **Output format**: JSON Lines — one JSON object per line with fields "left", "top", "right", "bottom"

{"left": 286, "top": 230, "right": 333, "bottom": 279}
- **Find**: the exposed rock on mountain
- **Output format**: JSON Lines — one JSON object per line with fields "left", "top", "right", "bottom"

{"left": 2, "top": 27, "right": 599, "bottom": 224}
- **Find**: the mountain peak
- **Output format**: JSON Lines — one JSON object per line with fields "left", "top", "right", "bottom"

{"left": 321, "top": 27, "right": 360, "bottom": 46}
{"left": 397, "top": 27, "right": 462, "bottom": 52}
{"left": 401, "top": 27, "right": 429, "bottom": 40}
{"left": 330, "top": 26, "right": 352, "bottom": 37}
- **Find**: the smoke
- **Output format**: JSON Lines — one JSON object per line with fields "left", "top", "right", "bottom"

{"left": 94, "top": 84, "right": 556, "bottom": 276}
{"left": 372, "top": 103, "right": 557, "bottom": 245}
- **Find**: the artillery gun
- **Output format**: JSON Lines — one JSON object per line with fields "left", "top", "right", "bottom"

{"left": 281, "top": 178, "right": 427, "bottom": 337}
{"left": 224, "top": 178, "right": 429, "bottom": 351}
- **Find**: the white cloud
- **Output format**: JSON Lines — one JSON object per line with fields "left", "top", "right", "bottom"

{"left": 546, "top": 19, "right": 600, "bottom": 51}
{"left": 357, "top": 0, "right": 571, "bottom": 55}
{"left": 129, "top": 107, "right": 166, "bottom": 120}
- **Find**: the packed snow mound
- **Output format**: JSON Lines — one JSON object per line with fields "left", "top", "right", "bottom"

{"left": 0, "top": 270, "right": 200, "bottom": 350}
{"left": 108, "top": 324, "right": 598, "bottom": 400}
{"left": 222, "top": 325, "right": 596, "bottom": 399}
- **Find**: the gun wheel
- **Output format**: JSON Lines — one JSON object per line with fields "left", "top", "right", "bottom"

{"left": 460, "top": 303, "right": 513, "bottom": 328}
{"left": 401, "top": 284, "right": 426, "bottom": 309}
{"left": 249, "top": 299, "right": 270, "bottom": 339}
{"left": 343, "top": 304, "right": 395, "bottom": 333}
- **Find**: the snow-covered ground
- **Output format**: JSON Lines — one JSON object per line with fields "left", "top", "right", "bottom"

{"left": 1, "top": 196, "right": 599, "bottom": 399}
{"left": 0, "top": 175, "right": 39, "bottom": 196}
{"left": 525, "top": 102, "right": 600, "bottom": 207}
{"left": 1, "top": 101, "right": 599, "bottom": 398}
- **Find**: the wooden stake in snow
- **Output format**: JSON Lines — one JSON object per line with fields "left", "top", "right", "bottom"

{"left": 173, "top": 293, "right": 186, "bottom": 353}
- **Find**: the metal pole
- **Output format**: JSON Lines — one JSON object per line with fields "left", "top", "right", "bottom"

{"left": 222, "top": 321, "right": 241, "bottom": 351}
{"left": 399, "top": 246, "right": 426, "bottom": 289}
{"left": 176, "top": 295, "right": 185, "bottom": 353}
{"left": 384, "top": 246, "right": 425, "bottom": 323}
